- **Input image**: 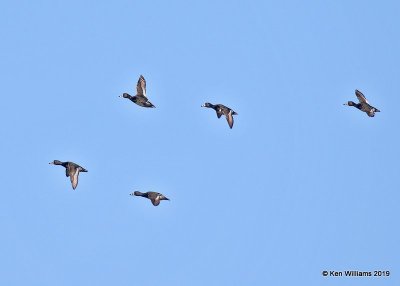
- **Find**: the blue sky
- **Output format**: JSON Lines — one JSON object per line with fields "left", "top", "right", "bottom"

{"left": 0, "top": 0, "right": 399, "bottom": 285}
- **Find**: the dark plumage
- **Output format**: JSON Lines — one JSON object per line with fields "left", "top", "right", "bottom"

{"left": 344, "top": 89, "right": 380, "bottom": 117}
{"left": 49, "top": 160, "right": 88, "bottom": 190}
{"left": 130, "top": 191, "right": 169, "bottom": 206}
{"left": 201, "top": 102, "right": 238, "bottom": 128}
{"left": 120, "top": 75, "right": 155, "bottom": 108}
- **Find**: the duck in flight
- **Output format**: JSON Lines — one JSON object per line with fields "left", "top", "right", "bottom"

{"left": 344, "top": 90, "right": 380, "bottom": 117}
{"left": 49, "top": 160, "right": 88, "bottom": 190}
{"left": 120, "top": 75, "right": 155, "bottom": 108}
{"left": 201, "top": 102, "right": 238, "bottom": 128}
{"left": 130, "top": 191, "right": 169, "bottom": 206}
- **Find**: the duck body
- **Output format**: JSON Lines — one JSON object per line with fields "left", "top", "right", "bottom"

{"left": 120, "top": 75, "right": 155, "bottom": 108}
{"left": 131, "top": 191, "right": 169, "bottom": 206}
{"left": 344, "top": 90, "right": 380, "bottom": 117}
{"left": 49, "top": 160, "right": 88, "bottom": 190}
{"left": 201, "top": 102, "right": 238, "bottom": 128}
{"left": 121, "top": 93, "right": 155, "bottom": 108}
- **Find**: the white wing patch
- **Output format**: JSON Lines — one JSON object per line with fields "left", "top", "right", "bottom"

{"left": 226, "top": 111, "right": 234, "bottom": 129}
{"left": 70, "top": 169, "right": 80, "bottom": 190}
{"left": 142, "top": 81, "right": 147, "bottom": 98}
{"left": 137, "top": 76, "right": 147, "bottom": 98}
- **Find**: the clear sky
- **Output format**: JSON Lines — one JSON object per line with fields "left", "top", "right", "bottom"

{"left": 0, "top": 1, "right": 399, "bottom": 285}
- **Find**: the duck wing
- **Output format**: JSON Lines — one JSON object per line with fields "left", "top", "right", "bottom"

{"left": 136, "top": 75, "right": 147, "bottom": 98}
{"left": 225, "top": 110, "right": 234, "bottom": 129}
{"left": 67, "top": 164, "right": 80, "bottom": 190}
{"left": 147, "top": 192, "right": 161, "bottom": 206}
{"left": 70, "top": 168, "right": 80, "bottom": 190}
{"left": 355, "top": 89, "right": 369, "bottom": 104}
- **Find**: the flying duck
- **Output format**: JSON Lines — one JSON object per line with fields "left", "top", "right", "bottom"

{"left": 130, "top": 191, "right": 169, "bottom": 206}
{"left": 120, "top": 75, "right": 155, "bottom": 108}
{"left": 201, "top": 102, "right": 238, "bottom": 128}
{"left": 344, "top": 90, "right": 380, "bottom": 117}
{"left": 49, "top": 160, "right": 88, "bottom": 190}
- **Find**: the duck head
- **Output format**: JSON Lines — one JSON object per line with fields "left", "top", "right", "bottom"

{"left": 132, "top": 191, "right": 144, "bottom": 197}
{"left": 201, "top": 102, "right": 213, "bottom": 108}
{"left": 49, "top": 160, "right": 62, "bottom": 165}
{"left": 344, "top": 101, "right": 356, "bottom": 106}
{"left": 119, "top": 93, "right": 130, "bottom": 99}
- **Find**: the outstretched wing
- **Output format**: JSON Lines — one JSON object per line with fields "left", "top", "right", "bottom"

{"left": 136, "top": 75, "right": 147, "bottom": 98}
{"left": 151, "top": 198, "right": 160, "bottom": 206}
{"left": 68, "top": 166, "right": 80, "bottom": 190}
{"left": 225, "top": 111, "right": 234, "bottom": 129}
{"left": 355, "top": 89, "right": 368, "bottom": 104}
